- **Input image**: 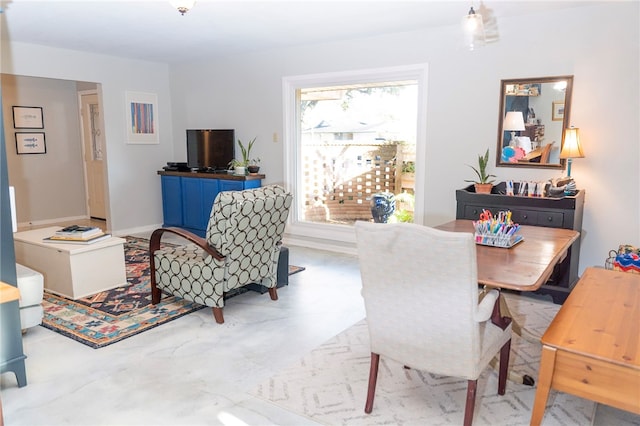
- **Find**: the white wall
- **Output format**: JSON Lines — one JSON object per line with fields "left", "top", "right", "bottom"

{"left": 169, "top": 2, "right": 639, "bottom": 273}
{"left": 1, "top": 42, "right": 174, "bottom": 233}
{"left": 2, "top": 3, "right": 638, "bottom": 275}
{"left": 2, "top": 74, "right": 87, "bottom": 223}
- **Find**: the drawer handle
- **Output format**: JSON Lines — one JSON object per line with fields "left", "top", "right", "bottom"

{"left": 523, "top": 214, "right": 528, "bottom": 219}
{"left": 546, "top": 216, "right": 553, "bottom": 222}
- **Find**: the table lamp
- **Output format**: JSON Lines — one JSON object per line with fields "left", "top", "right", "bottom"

{"left": 503, "top": 111, "right": 525, "bottom": 146}
{"left": 559, "top": 126, "right": 584, "bottom": 178}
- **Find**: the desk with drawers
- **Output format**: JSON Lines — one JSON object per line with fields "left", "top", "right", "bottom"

{"left": 456, "top": 183, "right": 584, "bottom": 303}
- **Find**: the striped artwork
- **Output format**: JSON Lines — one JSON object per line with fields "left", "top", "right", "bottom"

{"left": 130, "top": 102, "right": 154, "bottom": 134}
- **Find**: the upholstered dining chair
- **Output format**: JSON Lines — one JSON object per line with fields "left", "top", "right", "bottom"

{"left": 354, "top": 221, "right": 512, "bottom": 426}
{"left": 149, "top": 185, "right": 292, "bottom": 324}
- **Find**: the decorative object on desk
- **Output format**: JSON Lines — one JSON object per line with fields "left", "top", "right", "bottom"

{"left": 546, "top": 177, "right": 575, "bottom": 197}
{"left": 370, "top": 192, "right": 395, "bottom": 223}
{"left": 465, "top": 148, "right": 496, "bottom": 194}
{"left": 473, "top": 209, "right": 522, "bottom": 248}
{"left": 559, "top": 126, "right": 584, "bottom": 195}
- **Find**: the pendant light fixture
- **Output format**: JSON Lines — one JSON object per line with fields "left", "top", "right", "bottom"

{"left": 462, "top": 5, "right": 486, "bottom": 51}
{"left": 170, "top": 0, "right": 196, "bottom": 16}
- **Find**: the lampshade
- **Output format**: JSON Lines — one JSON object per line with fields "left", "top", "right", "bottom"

{"left": 560, "top": 127, "right": 585, "bottom": 158}
{"left": 503, "top": 111, "right": 525, "bottom": 131}
{"left": 170, "top": 0, "right": 195, "bottom": 15}
{"left": 462, "top": 6, "right": 486, "bottom": 51}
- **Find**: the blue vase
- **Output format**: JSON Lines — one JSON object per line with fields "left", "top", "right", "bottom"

{"left": 370, "top": 192, "right": 396, "bottom": 223}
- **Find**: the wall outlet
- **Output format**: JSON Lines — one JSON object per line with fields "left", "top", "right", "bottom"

{"left": 272, "top": 132, "right": 279, "bottom": 143}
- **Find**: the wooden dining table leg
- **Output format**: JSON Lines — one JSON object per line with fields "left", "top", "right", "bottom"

{"left": 488, "top": 292, "right": 536, "bottom": 386}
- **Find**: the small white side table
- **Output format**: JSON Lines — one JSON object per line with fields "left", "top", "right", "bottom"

{"left": 13, "top": 227, "right": 127, "bottom": 299}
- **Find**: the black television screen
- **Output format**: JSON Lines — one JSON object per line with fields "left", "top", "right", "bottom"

{"left": 186, "top": 129, "right": 235, "bottom": 171}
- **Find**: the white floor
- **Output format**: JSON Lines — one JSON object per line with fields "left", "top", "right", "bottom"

{"left": 1, "top": 244, "right": 366, "bottom": 425}
{"left": 2, "top": 240, "right": 637, "bottom": 425}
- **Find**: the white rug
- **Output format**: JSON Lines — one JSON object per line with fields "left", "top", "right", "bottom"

{"left": 253, "top": 293, "right": 638, "bottom": 425}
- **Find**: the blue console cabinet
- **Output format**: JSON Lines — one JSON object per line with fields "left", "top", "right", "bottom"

{"left": 158, "top": 171, "right": 264, "bottom": 237}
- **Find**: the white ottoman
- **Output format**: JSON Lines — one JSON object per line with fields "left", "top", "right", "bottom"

{"left": 16, "top": 263, "right": 44, "bottom": 330}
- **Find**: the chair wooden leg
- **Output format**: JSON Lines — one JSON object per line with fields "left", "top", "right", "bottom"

{"left": 212, "top": 307, "right": 224, "bottom": 324}
{"left": 498, "top": 338, "right": 511, "bottom": 395}
{"left": 150, "top": 273, "right": 161, "bottom": 304}
{"left": 268, "top": 287, "right": 278, "bottom": 301}
{"left": 364, "top": 353, "right": 380, "bottom": 414}
{"left": 463, "top": 379, "right": 477, "bottom": 426}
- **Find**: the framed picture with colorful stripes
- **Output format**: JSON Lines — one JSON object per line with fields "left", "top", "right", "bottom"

{"left": 125, "top": 91, "right": 159, "bottom": 144}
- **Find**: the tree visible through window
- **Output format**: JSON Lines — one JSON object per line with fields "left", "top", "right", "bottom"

{"left": 298, "top": 81, "right": 418, "bottom": 225}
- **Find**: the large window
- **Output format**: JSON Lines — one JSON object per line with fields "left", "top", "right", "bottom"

{"left": 283, "top": 65, "right": 428, "bottom": 246}
{"left": 300, "top": 82, "right": 417, "bottom": 225}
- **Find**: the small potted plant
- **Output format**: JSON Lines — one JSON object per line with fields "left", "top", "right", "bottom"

{"left": 248, "top": 158, "right": 261, "bottom": 175}
{"left": 465, "top": 148, "right": 496, "bottom": 194}
{"left": 229, "top": 137, "right": 256, "bottom": 175}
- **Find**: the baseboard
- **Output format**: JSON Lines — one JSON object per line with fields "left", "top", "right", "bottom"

{"left": 113, "top": 223, "right": 162, "bottom": 238}
{"left": 17, "top": 215, "right": 88, "bottom": 230}
{"left": 283, "top": 233, "right": 357, "bottom": 256}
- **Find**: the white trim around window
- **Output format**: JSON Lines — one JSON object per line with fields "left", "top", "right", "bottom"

{"left": 282, "top": 64, "right": 429, "bottom": 254}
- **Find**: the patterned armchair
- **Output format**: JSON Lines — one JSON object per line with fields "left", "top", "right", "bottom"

{"left": 354, "top": 221, "right": 512, "bottom": 426}
{"left": 150, "top": 185, "right": 292, "bottom": 324}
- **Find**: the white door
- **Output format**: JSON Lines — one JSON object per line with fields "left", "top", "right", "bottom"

{"left": 79, "top": 92, "right": 107, "bottom": 219}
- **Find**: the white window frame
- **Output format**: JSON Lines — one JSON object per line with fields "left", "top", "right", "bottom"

{"left": 282, "top": 64, "right": 429, "bottom": 253}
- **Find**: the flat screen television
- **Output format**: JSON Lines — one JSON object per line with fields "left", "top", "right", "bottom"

{"left": 186, "top": 129, "right": 235, "bottom": 171}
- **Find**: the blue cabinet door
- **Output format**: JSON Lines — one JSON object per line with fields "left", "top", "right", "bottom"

{"left": 181, "top": 178, "right": 204, "bottom": 230}
{"left": 161, "top": 176, "right": 182, "bottom": 227}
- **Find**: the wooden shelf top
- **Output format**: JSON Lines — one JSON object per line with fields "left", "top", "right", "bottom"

{"left": 157, "top": 170, "right": 265, "bottom": 181}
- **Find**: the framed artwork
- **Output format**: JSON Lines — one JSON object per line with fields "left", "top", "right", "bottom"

{"left": 12, "top": 106, "right": 44, "bottom": 129}
{"left": 16, "top": 132, "right": 46, "bottom": 154}
{"left": 552, "top": 101, "right": 564, "bottom": 121}
{"left": 125, "top": 91, "right": 159, "bottom": 144}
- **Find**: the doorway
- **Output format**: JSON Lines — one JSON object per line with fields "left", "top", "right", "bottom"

{"left": 78, "top": 90, "right": 107, "bottom": 220}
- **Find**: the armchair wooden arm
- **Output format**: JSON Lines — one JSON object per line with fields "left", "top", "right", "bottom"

{"left": 149, "top": 227, "right": 224, "bottom": 261}
{"left": 149, "top": 227, "right": 225, "bottom": 305}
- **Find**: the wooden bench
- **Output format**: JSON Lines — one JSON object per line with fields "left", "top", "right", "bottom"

{"left": 530, "top": 267, "right": 640, "bottom": 425}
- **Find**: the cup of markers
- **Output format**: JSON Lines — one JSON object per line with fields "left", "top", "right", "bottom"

{"left": 473, "top": 209, "right": 523, "bottom": 248}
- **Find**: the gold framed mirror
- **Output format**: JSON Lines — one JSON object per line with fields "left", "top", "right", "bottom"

{"left": 496, "top": 75, "right": 573, "bottom": 169}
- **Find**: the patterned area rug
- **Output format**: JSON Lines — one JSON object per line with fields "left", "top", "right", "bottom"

{"left": 42, "top": 237, "right": 304, "bottom": 349}
{"left": 252, "top": 294, "right": 600, "bottom": 425}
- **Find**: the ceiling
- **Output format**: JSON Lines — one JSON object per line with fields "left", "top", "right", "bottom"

{"left": 1, "top": 0, "right": 604, "bottom": 64}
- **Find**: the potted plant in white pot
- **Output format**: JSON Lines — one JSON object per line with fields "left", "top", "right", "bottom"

{"left": 229, "top": 137, "right": 256, "bottom": 175}
{"left": 465, "top": 148, "right": 496, "bottom": 194}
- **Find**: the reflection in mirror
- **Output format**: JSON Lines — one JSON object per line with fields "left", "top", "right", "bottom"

{"left": 496, "top": 76, "right": 573, "bottom": 169}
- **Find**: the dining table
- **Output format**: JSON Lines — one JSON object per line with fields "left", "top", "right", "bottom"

{"left": 436, "top": 219, "right": 581, "bottom": 385}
